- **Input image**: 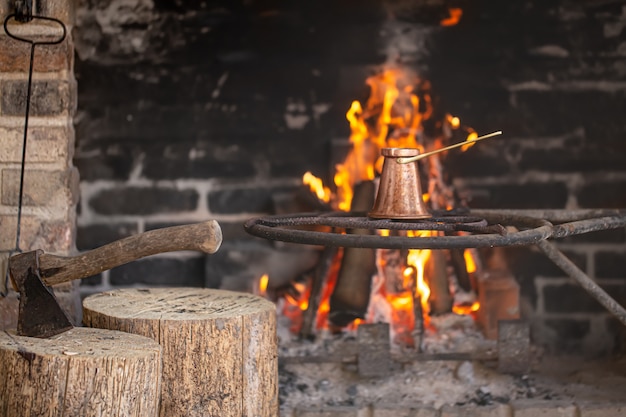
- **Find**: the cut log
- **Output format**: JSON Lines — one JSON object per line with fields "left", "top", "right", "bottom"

{"left": 0, "top": 327, "right": 161, "bottom": 417}
{"left": 83, "top": 288, "right": 278, "bottom": 417}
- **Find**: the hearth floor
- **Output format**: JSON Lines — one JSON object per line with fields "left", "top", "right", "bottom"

{"left": 277, "top": 317, "right": 626, "bottom": 415}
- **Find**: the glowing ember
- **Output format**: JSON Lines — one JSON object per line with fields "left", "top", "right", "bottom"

{"left": 440, "top": 8, "right": 463, "bottom": 27}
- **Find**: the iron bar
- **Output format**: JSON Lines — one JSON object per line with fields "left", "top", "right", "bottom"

{"left": 244, "top": 212, "right": 553, "bottom": 249}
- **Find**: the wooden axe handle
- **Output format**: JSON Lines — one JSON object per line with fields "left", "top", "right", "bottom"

{"left": 39, "top": 220, "right": 222, "bottom": 286}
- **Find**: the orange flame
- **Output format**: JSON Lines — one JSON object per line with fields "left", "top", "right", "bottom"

{"left": 463, "top": 249, "right": 477, "bottom": 274}
{"left": 303, "top": 171, "right": 331, "bottom": 203}
{"left": 407, "top": 233, "right": 433, "bottom": 317}
{"left": 293, "top": 68, "right": 481, "bottom": 336}
{"left": 440, "top": 8, "right": 463, "bottom": 27}
{"left": 257, "top": 273, "right": 269, "bottom": 296}
{"left": 453, "top": 302, "right": 480, "bottom": 315}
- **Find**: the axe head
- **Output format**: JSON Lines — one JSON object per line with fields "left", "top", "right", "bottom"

{"left": 9, "top": 250, "right": 74, "bottom": 338}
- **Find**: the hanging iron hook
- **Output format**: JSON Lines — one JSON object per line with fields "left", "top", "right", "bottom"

{"left": 4, "top": 13, "right": 67, "bottom": 45}
{"left": 1, "top": 14, "right": 67, "bottom": 297}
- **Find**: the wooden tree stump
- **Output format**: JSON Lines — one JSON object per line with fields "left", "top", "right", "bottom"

{"left": 83, "top": 288, "right": 278, "bottom": 417}
{"left": 0, "top": 327, "right": 162, "bottom": 417}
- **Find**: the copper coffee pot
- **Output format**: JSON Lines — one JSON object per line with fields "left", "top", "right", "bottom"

{"left": 368, "top": 147, "right": 431, "bottom": 219}
{"left": 368, "top": 131, "right": 502, "bottom": 220}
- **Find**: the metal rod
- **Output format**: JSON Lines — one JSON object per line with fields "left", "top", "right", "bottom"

{"left": 396, "top": 131, "right": 503, "bottom": 164}
{"left": 537, "top": 239, "right": 626, "bottom": 327}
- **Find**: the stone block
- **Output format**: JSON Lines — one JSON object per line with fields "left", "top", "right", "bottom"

{"left": 295, "top": 406, "right": 360, "bottom": 417}
{"left": 88, "top": 186, "right": 199, "bottom": 215}
{"left": 1, "top": 168, "right": 78, "bottom": 207}
{"left": 373, "top": 403, "right": 439, "bottom": 417}
{"left": 0, "top": 80, "right": 71, "bottom": 117}
{"left": 441, "top": 403, "right": 512, "bottom": 417}
{"left": 578, "top": 402, "right": 626, "bottom": 417}
{"left": 511, "top": 400, "right": 577, "bottom": 417}
{"left": 498, "top": 320, "right": 530, "bottom": 374}
{"left": 0, "top": 126, "right": 72, "bottom": 163}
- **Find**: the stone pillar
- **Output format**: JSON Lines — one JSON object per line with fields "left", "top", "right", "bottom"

{"left": 0, "top": 1, "right": 80, "bottom": 329}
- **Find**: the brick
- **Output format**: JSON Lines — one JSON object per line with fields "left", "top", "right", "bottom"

{"left": 74, "top": 152, "right": 134, "bottom": 181}
{"left": 1, "top": 168, "right": 77, "bottom": 207}
{"left": 543, "top": 319, "right": 591, "bottom": 352}
{"left": 0, "top": 215, "right": 74, "bottom": 252}
{"left": 374, "top": 403, "right": 439, "bottom": 417}
{"left": 208, "top": 186, "right": 298, "bottom": 214}
{"left": 0, "top": 127, "right": 71, "bottom": 163}
{"left": 578, "top": 403, "right": 626, "bottom": 417}
{"left": 0, "top": 35, "right": 73, "bottom": 72}
{"left": 440, "top": 403, "right": 512, "bottom": 417}
{"left": 505, "top": 247, "right": 587, "bottom": 280}
{"left": 0, "top": 290, "right": 19, "bottom": 331}
{"left": 519, "top": 147, "right": 626, "bottom": 173}
{"left": 295, "top": 406, "right": 359, "bottom": 417}
{"left": 464, "top": 183, "right": 568, "bottom": 209}
{"left": 561, "top": 228, "right": 625, "bottom": 244}
{"left": 445, "top": 151, "right": 513, "bottom": 179}
{"left": 76, "top": 222, "right": 139, "bottom": 251}
{"left": 0, "top": 0, "right": 75, "bottom": 23}
{"left": 595, "top": 251, "right": 626, "bottom": 279}
{"left": 578, "top": 182, "right": 626, "bottom": 209}
{"left": 143, "top": 154, "right": 256, "bottom": 180}
{"left": 109, "top": 256, "right": 205, "bottom": 287}
{"left": 512, "top": 90, "right": 626, "bottom": 140}
{"left": 1, "top": 80, "right": 71, "bottom": 116}
{"left": 511, "top": 400, "right": 576, "bottom": 417}
{"left": 543, "top": 284, "right": 605, "bottom": 313}
{"left": 88, "top": 187, "right": 199, "bottom": 215}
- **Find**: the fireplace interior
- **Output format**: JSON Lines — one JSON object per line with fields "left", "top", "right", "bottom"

{"left": 2, "top": 0, "right": 626, "bottom": 415}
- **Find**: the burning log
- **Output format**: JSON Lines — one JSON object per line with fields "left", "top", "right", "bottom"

{"left": 329, "top": 181, "right": 377, "bottom": 327}
{"left": 427, "top": 248, "right": 454, "bottom": 315}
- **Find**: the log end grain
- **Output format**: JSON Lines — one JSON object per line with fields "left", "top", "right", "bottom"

{"left": 0, "top": 327, "right": 162, "bottom": 417}
{"left": 83, "top": 288, "right": 278, "bottom": 417}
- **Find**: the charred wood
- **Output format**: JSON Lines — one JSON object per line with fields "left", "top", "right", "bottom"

{"left": 329, "top": 181, "right": 376, "bottom": 327}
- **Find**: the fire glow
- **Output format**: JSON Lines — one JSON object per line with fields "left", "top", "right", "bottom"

{"left": 277, "top": 68, "right": 481, "bottom": 342}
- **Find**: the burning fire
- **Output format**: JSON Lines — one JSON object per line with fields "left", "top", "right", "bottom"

{"left": 276, "top": 67, "right": 482, "bottom": 340}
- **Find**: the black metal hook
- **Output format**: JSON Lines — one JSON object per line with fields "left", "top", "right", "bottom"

{"left": 3, "top": 13, "right": 67, "bottom": 45}
{"left": 0, "top": 13, "right": 67, "bottom": 298}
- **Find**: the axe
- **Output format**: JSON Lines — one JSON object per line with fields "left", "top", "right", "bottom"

{"left": 8, "top": 220, "right": 222, "bottom": 338}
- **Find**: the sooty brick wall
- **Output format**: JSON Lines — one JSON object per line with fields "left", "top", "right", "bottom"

{"left": 73, "top": 0, "right": 626, "bottom": 354}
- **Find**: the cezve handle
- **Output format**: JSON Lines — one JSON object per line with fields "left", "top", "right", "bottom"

{"left": 38, "top": 220, "right": 222, "bottom": 286}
